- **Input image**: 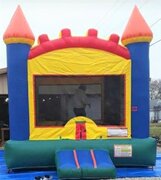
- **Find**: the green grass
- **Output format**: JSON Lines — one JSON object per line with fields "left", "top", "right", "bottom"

{"left": 150, "top": 122, "right": 161, "bottom": 127}
{"left": 150, "top": 123, "right": 161, "bottom": 141}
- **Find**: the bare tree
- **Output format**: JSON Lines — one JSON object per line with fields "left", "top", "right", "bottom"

{"left": 150, "top": 79, "right": 161, "bottom": 100}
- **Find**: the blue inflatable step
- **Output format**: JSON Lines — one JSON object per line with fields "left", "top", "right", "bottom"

{"left": 55, "top": 149, "right": 116, "bottom": 179}
{"left": 55, "top": 150, "right": 81, "bottom": 179}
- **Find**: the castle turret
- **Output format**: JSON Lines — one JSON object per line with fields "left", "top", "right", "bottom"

{"left": 121, "top": 6, "right": 153, "bottom": 138}
{"left": 3, "top": 5, "right": 35, "bottom": 140}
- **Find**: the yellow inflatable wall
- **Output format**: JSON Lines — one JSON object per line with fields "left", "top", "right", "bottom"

{"left": 28, "top": 48, "right": 131, "bottom": 140}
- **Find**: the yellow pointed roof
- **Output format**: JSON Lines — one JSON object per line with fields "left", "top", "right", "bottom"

{"left": 121, "top": 6, "right": 153, "bottom": 46}
{"left": 3, "top": 5, "right": 35, "bottom": 45}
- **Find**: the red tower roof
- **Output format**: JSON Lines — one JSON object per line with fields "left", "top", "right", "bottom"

{"left": 3, "top": 5, "right": 35, "bottom": 46}
{"left": 121, "top": 6, "right": 153, "bottom": 45}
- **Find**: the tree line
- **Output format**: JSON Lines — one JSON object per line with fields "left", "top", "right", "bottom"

{"left": 150, "top": 79, "right": 161, "bottom": 100}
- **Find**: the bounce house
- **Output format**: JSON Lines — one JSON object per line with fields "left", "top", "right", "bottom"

{"left": 3, "top": 5, "right": 157, "bottom": 179}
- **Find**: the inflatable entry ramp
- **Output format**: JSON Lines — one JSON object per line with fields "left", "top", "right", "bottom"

{"left": 56, "top": 149, "right": 116, "bottom": 179}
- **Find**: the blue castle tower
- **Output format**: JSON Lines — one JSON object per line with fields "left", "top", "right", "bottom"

{"left": 121, "top": 6, "right": 153, "bottom": 138}
{"left": 3, "top": 6, "right": 35, "bottom": 140}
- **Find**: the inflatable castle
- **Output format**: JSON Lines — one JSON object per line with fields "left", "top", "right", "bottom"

{"left": 3, "top": 5, "right": 156, "bottom": 179}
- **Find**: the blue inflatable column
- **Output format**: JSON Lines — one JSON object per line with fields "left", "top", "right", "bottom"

{"left": 127, "top": 42, "right": 150, "bottom": 138}
{"left": 3, "top": 6, "right": 35, "bottom": 140}
{"left": 6, "top": 44, "right": 31, "bottom": 140}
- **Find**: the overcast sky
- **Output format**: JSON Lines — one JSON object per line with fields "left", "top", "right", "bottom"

{"left": 0, "top": 0, "right": 161, "bottom": 79}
